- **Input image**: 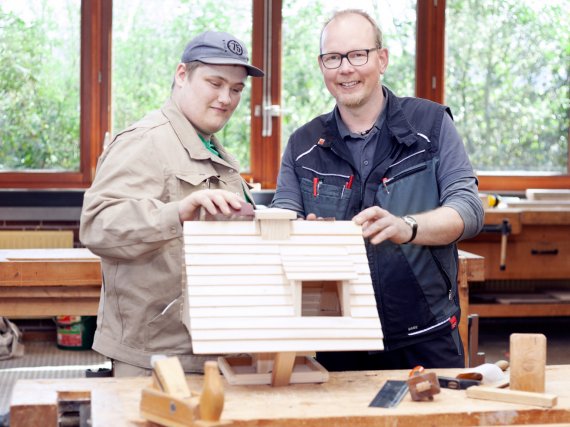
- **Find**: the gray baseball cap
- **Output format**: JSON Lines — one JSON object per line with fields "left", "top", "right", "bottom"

{"left": 181, "top": 31, "right": 264, "bottom": 77}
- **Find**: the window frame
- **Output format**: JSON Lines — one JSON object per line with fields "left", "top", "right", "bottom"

{"left": 0, "top": 0, "right": 111, "bottom": 189}
{"left": 416, "top": 0, "right": 570, "bottom": 192}
{"left": 1, "top": 0, "right": 568, "bottom": 191}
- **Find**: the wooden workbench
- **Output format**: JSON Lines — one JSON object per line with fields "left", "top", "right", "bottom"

{"left": 0, "top": 248, "right": 101, "bottom": 317}
{"left": 10, "top": 365, "right": 570, "bottom": 426}
{"left": 459, "top": 207, "right": 570, "bottom": 318}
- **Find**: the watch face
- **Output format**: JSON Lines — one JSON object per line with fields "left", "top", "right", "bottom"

{"left": 404, "top": 216, "right": 416, "bottom": 227}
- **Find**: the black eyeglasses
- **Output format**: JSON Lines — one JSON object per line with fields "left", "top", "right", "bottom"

{"left": 319, "top": 48, "right": 380, "bottom": 69}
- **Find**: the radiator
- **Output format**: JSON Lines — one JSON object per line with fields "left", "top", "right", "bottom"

{"left": 0, "top": 231, "right": 74, "bottom": 249}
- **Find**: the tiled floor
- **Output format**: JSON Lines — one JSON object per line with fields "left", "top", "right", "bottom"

{"left": 1, "top": 318, "right": 569, "bottom": 418}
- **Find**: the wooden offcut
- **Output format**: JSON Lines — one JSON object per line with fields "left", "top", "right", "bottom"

{"left": 466, "top": 386, "right": 557, "bottom": 408}
{"left": 510, "top": 333, "right": 547, "bottom": 393}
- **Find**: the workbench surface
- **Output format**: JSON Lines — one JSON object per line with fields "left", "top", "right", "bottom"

{"left": 10, "top": 365, "right": 570, "bottom": 426}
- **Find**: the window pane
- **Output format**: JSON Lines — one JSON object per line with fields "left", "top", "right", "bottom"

{"left": 0, "top": 1, "right": 80, "bottom": 172}
{"left": 281, "top": 0, "right": 416, "bottom": 150}
{"left": 112, "top": 0, "right": 253, "bottom": 170}
{"left": 446, "top": 0, "right": 569, "bottom": 174}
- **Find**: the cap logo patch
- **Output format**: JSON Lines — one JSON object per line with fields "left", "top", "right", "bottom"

{"left": 227, "top": 40, "right": 243, "bottom": 56}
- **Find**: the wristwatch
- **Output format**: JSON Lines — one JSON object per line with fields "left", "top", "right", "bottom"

{"left": 401, "top": 215, "right": 418, "bottom": 244}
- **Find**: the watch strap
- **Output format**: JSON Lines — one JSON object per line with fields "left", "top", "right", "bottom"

{"left": 402, "top": 215, "right": 418, "bottom": 244}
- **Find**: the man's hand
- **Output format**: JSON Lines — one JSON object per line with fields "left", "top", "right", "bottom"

{"left": 178, "top": 189, "right": 244, "bottom": 223}
{"left": 353, "top": 206, "right": 412, "bottom": 245}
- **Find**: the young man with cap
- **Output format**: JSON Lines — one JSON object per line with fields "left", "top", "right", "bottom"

{"left": 80, "top": 31, "right": 263, "bottom": 377}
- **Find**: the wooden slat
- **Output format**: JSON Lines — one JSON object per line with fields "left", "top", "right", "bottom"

{"left": 349, "top": 295, "right": 379, "bottom": 306}
{"left": 0, "top": 261, "right": 101, "bottom": 287}
{"left": 187, "top": 275, "right": 287, "bottom": 286}
{"left": 192, "top": 338, "right": 384, "bottom": 354}
{"left": 191, "top": 328, "right": 383, "bottom": 341}
{"left": 284, "top": 272, "right": 359, "bottom": 281}
{"left": 349, "top": 307, "right": 379, "bottom": 318}
{"left": 187, "top": 265, "right": 283, "bottom": 276}
{"left": 184, "top": 219, "right": 364, "bottom": 236}
{"left": 188, "top": 254, "right": 281, "bottom": 265}
{"left": 349, "top": 284, "right": 375, "bottom": 295}
{"left": 190, "top": 316, "right": 381, "bottom": 330}
{"left": 184, "top": 221, "right": 258, "bottom": 236}
{"left": 188, "top": 295, "right": 293, "bottom": 307}
{"left": 291, "top": 221, "right": 363, "bottom": 235}
{"left": 0, "top": 286, "right": 101, "bottom": 298}
{"left": 0, "top": 248, "right": 98, "bottom": 261}
{"left": 466, "top": 386, "right": 557, "bottom": 408}
{"left": 526, "top": 188, "right": 570, "bottom": 201}
{"left": 280, "top": 245, "right": 362, "bottom": 255}
{"left": 189, "top": 306, "right": 295, "bottom": 317}
{"left": 187, "top": 284, "right": 290, "bottom": 296}
{"left": 520, "top": 209, "right": 570, "bottom": 225}
{"left": 0, "top": 231, "right": 74, "bottom": 249}
{"left": 0, "top": 299, "right": 99, "bottom": 317}
{"left": 470, "top": 303, "right": 570, "bottom": 318}
{"left": 184, "top": 235, "right": 364, "bottom": 245}
{"left": 185, "top": 244, "right": 367, "bottom": 255}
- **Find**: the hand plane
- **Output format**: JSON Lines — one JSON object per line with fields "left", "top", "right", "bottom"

{"left": 139, "top": 356, "right": 230, "bottom": 427}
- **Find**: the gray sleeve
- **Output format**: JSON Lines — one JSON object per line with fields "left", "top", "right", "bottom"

{"left": 270, "top": 139, "right": 305, "bottom": 217}
{"left": 437, "top": 113, "right": 484, "bottom": 240}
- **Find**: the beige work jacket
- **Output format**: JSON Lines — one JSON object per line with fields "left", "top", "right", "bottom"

{"left": 80, "top": 98, "right": 253, "bottom": 371}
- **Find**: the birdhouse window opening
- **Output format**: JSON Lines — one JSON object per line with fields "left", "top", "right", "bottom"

{"left": 300, "top": 280, "right": 344, "bottom": 317}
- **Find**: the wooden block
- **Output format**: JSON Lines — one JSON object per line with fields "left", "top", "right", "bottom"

{"left": 254, "top": 208, "right": 297, "bottom": 220}
{"left": 200, "top": 361, "right": 225, "bottom": 422}
{"left": 152, "top": 357, "right": 191, "bottom": 399}
{"left": 509, "top": 333, "right": 546, "bottom": 392}
{"left": 525, "top": 188, "right": 570, "bottom": 201}
{"left": 259, "top": 219, "right": 291, "bottom": 240}
{"left": 204, "top": 201, "right": 255, "bottom": 221}
{"left": 466, "top": 386, "right": 557, "bottom": 408}
{"left": 253, "top": 353, "right": 275, "bottom": 374}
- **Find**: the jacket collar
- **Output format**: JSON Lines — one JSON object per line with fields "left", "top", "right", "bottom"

{"left": 382, "top": 86, "right": 419, "bottom": 146}
{"left": 160, "top": 98, "right": 240, "bottom": 170}
{"left": 322, "top": 86, "right": 419, "bottom": 148}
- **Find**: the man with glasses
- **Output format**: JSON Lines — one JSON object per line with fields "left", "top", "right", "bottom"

{"left": 271, "top": 9, "right": 483, "bottom": 370}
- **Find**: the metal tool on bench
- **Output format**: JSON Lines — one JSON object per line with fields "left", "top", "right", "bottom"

{"left": 438, "top": 376, "right": 480, "bottom": 390}
{"left": 369, "top": 366, "right": 441, "bottom": 408}
{"left": 369, "top": 380, "right": 409, "bottom": 408}
{"left": 457, "top": 360, "right": 509, "bottom": 386}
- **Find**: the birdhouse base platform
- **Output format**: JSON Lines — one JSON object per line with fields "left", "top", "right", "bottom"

{"left": 218, "top": 353, "right": 329, "bottom": 386}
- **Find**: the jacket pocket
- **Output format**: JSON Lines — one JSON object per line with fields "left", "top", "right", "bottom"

{"left": 382, "top": 163, "right": 427, "bottom": 188}
{"left": 299, "top": 177, "right": 352, "bottom": 219}
{"left": 372, "top": 245, "right": 436, "bottom": 339}
{"left": 145, "top": 295, "right": 192, "bottom": 353}
{"left": 176, "top": 172, "right": 224, "bottom": 187}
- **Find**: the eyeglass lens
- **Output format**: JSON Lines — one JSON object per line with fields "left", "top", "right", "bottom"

{"left": 321, "top": 49, "right": 371, "bottom": 69}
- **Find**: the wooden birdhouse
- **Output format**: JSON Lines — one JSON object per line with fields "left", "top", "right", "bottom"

{"left": 182, "top": 208, "right": 383, "bottom": 386}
